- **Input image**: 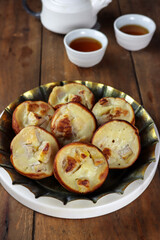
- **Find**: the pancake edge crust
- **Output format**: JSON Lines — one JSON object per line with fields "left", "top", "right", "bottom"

{"left": 50, "top": 102, "right": 97, "bottom": 146}
{"left": 53, "top": 142, "right": 109, "bottom": 194}
{"left": 12, "top": 100, "right": 54, "bottom": 134}
{"left": 92, "top": 120, "right": 141, "bottom": 169}
{"left": 10, "top": 126, "right": 59, "bottom": 179}
{"left": 48, "top": 82, "right": 95, "bottom": 110}
{"left": 92, "top": 97, "right": 135, "bottom": 126}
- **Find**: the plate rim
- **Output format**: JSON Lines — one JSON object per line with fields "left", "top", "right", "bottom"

{"left": 0, "top": 126, "right": 160, "bottom": 219}
{"left": 0, "top": 125, "right": 159, "bottom": 219}
{"left": 0, "top": 81, "right": 159, "bottom": 218}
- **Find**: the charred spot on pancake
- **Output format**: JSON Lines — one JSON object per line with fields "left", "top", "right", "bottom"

{"left": 56, "top": 116, "right": 72, "bottom": 138}
{"left": 51, "top": 102, "right": 96, "bottom": 146}
{"left": 113, "top": 107, "right": 129, "bottom": 117}
{"left": 28, "top": 103, "right": 39, "bottom": 112}
{"left": 65, "top": 156, "right": 77, "bottom": 173}
{"left": 76, "top": 179, "right": 89, "bottom": 188}
{"left": 99, "top": 98, "right": 109, "bottom": 105}
{"left": 71, "top": 95, "right": 82, "bottom": 103}
{"left": 92, "top": 97, "right": 135, "bottom": 126}
{"left": 40, "top": 103, "right": 50, "bottom": 111}
{"left": 48, "top": 83, "right": 95, "bottom": 110}
{"left": 81, "top": 153, "right": 87, "bottom": 159}
{"left": 102, "top": 148, "right": 111, "bottom": 161}
{"left": 53, "top": 142, "right": 109, "bottom": 194}
{"left": 12, "top": 101, "right": 54, "bottom": 134}
{"left": 42, "top": 142, "right": 50, "bottom": 154}
{"left": 94, "top": 159, "right": 105, "bottom": 166}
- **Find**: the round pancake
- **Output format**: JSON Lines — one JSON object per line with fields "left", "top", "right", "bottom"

{"left": 12, "top": 101, "right": 54, "bottom": 134}
{"left": 10, "top": 126, "right": 59, "bottom": 179}
{"left": 92, "top": 97, "right": 135, "bottom": 126}
{"left": 54, "top": 142, "right": 109, "bottom": 194}
{"left": 92, "top": 120, "right": 140, "bottom": 169}
{"left": 48, "top": 82, "right": 95, "bottom": 110}
{"left": 51, "top": 102, "right": 97, "bottom": 146}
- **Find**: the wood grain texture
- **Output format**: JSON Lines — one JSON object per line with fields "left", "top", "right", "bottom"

{"left": 0, "top": 0, "right": 41, "bottom": 239}
{"left": 119, "top": 0, "right": 160, "bottom": 132}
{"left": 0, "top": 185, "right": 34, "bottom": 240}
{"left": 0, "top": 0, "right": 41, "bottom": 112}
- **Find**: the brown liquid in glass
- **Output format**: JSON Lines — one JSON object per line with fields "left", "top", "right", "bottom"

{"left": 120, "top": 24, "right": 149, "bottom": 35}
{"left": 69, "top": 37, "right": 102, "bottom": 52}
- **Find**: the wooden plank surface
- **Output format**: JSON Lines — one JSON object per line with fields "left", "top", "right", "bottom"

{"left": 0, "top": 0, "right": 160, "bottom": 240}
{"left": 0, "top": 0, "right": 41, "bottom": 239}
{"left": 119, "top": 0, "right": 160, "bottom": 131}
{"left": 0, "top": 0, "right": 42, "bottom": 111}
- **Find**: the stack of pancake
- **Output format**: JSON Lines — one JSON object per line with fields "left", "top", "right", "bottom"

{"left": 10, "top": 82, "right": 140, "bottom": 194}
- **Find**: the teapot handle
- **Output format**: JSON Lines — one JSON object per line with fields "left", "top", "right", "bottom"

{"left": 22, "top": 0, "right": 41, "bottom": 18}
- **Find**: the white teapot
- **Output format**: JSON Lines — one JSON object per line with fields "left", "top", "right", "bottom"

{"left": 22, "top": 0, "right": 112, "bottom": 34}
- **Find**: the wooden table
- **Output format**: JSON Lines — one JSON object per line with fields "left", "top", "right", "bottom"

{"left": 0, "top": 0, "right": 160, "bottom": 239}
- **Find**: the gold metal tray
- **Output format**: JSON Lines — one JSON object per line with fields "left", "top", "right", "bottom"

{"left": 0, "top": 81, "right": 158, "bottom": 204}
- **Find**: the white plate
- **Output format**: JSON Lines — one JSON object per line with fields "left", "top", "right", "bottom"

{"left": 0, "top": 126, "right": 159, "bottom": 219}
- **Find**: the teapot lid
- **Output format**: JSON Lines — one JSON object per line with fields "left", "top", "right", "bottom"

{"left": 42, "top": 0, "right": 91, "bottom": 13}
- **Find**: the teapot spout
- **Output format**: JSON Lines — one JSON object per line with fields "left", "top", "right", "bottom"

{"left": 91, "top": 0, "right": 112, "bottom": 15}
